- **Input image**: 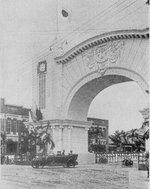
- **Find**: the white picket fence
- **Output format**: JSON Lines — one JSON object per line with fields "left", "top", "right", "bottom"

{"left": 95, "top": 153, "right": 144, "bottom": 164}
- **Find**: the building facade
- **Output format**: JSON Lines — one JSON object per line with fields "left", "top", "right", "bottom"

{"left": 87, "top": 118, "right": 109, "bottom": 153}
{"left": 0, "top": 98, "right": 30, "bottom": 155}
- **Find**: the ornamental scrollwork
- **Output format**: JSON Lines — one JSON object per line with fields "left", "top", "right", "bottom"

{"left": 83, "top": 40, "right": 125, "bottom": 77}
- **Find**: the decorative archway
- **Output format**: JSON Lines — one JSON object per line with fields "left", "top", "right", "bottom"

{"left": 54, "top": 29, "right": 149, "bottom": 121}
{"left": 32, "top": 28, "right": 149, "bottom": 158}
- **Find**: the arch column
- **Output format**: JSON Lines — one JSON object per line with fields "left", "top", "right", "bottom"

{"left": 59, "top": 125, "right": 63, "bottom": 151}
{"left": 54, "top": 125, "right": 63, "bottom": 152}
{"left": 68, "top": 126, "right": 73, "bottom": 153}
{"left": 84, "top": 127, "right": 89, "bottom": 153}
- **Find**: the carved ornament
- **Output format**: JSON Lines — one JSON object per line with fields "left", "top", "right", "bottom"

{"left": 83, "top": 40, "right": 125, "bottom": 76}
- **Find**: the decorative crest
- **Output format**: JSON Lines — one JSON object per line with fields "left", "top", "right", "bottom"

{"left": 83, "top": 40, "right": 125, "bottom": 77}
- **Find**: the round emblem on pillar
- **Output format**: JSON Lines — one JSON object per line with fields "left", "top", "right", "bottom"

{"left": 37, "top": 61, "right": 47, "bottom": 74}
{"left": 39, "top": 63, "right": 46, "bottom": 72}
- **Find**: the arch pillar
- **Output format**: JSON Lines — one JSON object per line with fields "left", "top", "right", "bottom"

{"left": 38, "top": 120, "right": 91, "bottom": 155}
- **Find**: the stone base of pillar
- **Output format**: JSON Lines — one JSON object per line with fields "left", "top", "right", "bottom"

{"left": 29, "top": 119, "right": 92, "bottom": 156}
{"left": 78, "top": 153, "right": 95, "bottom": 165}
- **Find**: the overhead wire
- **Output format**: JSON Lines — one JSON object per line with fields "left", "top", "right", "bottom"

{"left": 38, "top": 0, "right": 137, "bottom": 57}
{"left": 15, "top": 0, "right": 123, "bottom": 72}
{"left": 15, "top": 0, "right": 140, "bottom": 75}
{"left": 15, "top": 0, "right": 60, "bottom": 77}
{"left": 68, "top": 0, "right": 138, "bottom": 45}
{"left": 57, "top": 0, "right": 133, "bottom": 44}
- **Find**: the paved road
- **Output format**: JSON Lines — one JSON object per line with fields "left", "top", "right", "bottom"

{"left": 0, "top": 164, "right": 149, "bottom": 189}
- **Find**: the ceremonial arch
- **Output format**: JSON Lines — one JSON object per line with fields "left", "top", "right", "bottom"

{"left": 32, "top": 28, "right": 149, "bottom": 162}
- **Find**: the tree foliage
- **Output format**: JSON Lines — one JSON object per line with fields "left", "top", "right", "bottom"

{"left": 1, "top": 132, "right": 6, "bottom": 155}
{"left": 19, "top": 121, "right": 54, "bottom": 157}
{"left": 1, "top": 132, "right": 6, "bottom": 145}
{"left": 109, "top": 127, "right": 148, "bottom": 152}
{"left": 36, "top": 122, "right": 55, "bottom": 155}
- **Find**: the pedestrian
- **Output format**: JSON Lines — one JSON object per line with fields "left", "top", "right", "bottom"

{"left": 145, "top": 152, "right": 149, "bottom": 178}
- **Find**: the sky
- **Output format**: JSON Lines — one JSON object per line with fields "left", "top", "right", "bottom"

{"left": 0, "top": 0, "right": 58, "bottom": 106}
{"left": 0, "top": 0, "right": 149, "bottom": 135}
{"left": 88, "top": 81, "right": 148, "bottom": 134}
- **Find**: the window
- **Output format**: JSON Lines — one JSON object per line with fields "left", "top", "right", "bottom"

{"left": 12, "top": 119, "right": 17, "bottom": 134}
{"left": 6, "top": 118, "right": 11, "bottom": 134}
{"left": 17, "top": 120, "right": 22, "bottom": 133}
{"left": 0, "top": 119, "right": 5, "bottom": 131}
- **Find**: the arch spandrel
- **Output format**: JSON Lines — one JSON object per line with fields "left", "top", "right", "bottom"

{"left": 55, "top": 28, "right": 149, "bottom": 63}
{"left": 56, "top": 29, "right": 149, "bottom": 121}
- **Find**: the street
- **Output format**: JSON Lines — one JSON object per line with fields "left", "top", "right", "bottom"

{"left": 0, "top": 163, "right": 149, "bottom": 189}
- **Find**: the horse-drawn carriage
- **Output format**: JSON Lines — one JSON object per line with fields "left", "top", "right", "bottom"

{"left": 31, "top": 153, "right": 78, "bottom": 168}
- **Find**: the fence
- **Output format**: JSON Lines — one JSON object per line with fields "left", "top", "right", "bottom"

{"left": 95, "top": 153, "right": 145, "bottom": 164}
{"left": 1, "top": 154, "right": 31, "bottom": 165}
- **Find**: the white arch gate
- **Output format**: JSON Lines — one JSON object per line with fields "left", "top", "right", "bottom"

{"left": 32, "top": 28, "right": 149, "bottom": 163}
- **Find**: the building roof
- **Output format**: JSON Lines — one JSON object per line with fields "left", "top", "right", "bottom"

{"left": 4, "top": 105, "right": 30, "bottom": 116}
{"left": 0, "top": 98, "right": 30, "bottom": 116}
{"left": 87, "top": 117, "right": 108, "bottom": 126}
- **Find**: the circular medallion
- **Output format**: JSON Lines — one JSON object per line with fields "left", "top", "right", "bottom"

{"left": 39, "top": 63, "right": 46, "bottom": 72}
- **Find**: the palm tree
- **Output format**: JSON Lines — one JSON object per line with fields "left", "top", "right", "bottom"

{"left": 109, "top": 130, "right": 122, "bottom": 148}
{"left": 120, "top": 130, "right": 129, "bottom": 144}
{"left": 19, "top": 122, "right": 38, "bottom": 157}
{"left": 143, "top": 129, "right": 149, "bottom": 140}
{"left": 127, "top": 129, "right": 145, "bottom": 152}
{"left": 19, "top": 122, "right": 30, "bottom": 154}
{"left": 119, "top": 130, "right": 131, "bottom": 151}
{"left": 109, "top": 130, "right": 134, "bottom": 152}
{"left": 37, "top": 121, "right": 55, "bottom": 155}
{"left": 126, "top": 129, "right": 137, "bottom": 144}
{"left": 1, "top": 132, "right": 6, "bottom": 155}
{"left": 109, "top": 125, "right": 149, "bottom": 153}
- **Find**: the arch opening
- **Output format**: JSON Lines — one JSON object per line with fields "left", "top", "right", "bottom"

{"left": 88, "top": 81, "right": 148, "bottom": 134}
{"left": 67, "top": 74, "right": 133, "bottom": 121}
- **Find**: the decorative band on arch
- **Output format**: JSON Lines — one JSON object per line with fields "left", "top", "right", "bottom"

{"left": 55, "top": 28, "right": 149, "bottom": 64}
